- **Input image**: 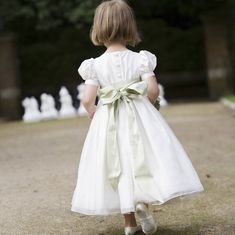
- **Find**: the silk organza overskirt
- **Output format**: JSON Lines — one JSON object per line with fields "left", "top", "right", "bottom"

{"left": 71, "top": 96, "right": 204, "bottom": 215}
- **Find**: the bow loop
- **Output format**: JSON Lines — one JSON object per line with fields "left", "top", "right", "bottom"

{"left": 99, "top": 79, "right": 147, "bottom": 104}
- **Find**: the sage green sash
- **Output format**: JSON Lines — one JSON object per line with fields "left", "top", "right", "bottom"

{"left": 98, "top": 78, "right": 159, "bottom": 195}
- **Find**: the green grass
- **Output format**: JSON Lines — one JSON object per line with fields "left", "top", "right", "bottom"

{"left": 225, "top": 94, "right": 235, "bottom": 103}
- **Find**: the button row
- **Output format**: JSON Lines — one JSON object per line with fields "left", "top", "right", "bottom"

{"left": 113, "top": 53, "right": 122, "bottom": 78}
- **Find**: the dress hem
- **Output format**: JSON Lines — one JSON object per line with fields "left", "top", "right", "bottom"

{"left": 71, "top": 187, "right": 204, "bottom": 216}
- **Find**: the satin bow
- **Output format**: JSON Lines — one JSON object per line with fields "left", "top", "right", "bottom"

{"left": 99, "top": 78, "right": 158, "bottom": 194}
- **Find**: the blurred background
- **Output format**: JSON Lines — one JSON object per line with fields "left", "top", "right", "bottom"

{"left": 0, "top": 0, "right": 235, "bottom": 120}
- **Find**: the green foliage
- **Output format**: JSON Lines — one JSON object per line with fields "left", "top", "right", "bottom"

{"left": 18, "top": 19, "right": 205, "bottom": 97}
{"left": 131, "top": 0, "right": 228, "bottom": 28}
{"left": 1, "top": 0, "right": 228, "bottom": 31}
{"left": 0, "top": 0, "right": 208, "bottom": 97}
{"left": 0, "top": 1, "right": 21, "bottom": 21}
{"left": 18, "top": 27, "right": 104, "bottom": 96}
{"left": 1, "top": 0, "right": 99, "bottom": 30}
{"left": 137, "top": 19, "right": 205, "bottom": 72}
{"left": 225, "top": 94, "right": 235, "bottom": 103}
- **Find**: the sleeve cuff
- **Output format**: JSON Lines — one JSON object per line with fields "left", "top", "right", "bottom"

{"left": 84, "top": 79, "right": 99, "bottom": 86}
{"left": 141, "top": 72, "right": 155, "bottom": 80}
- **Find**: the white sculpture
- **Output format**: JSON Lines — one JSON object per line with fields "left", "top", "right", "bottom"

{"left": 40, "top": 93, "right": 58, "bottom": 120}
{"left": 22, "top": 97, "right": 41, "bottom": 122}
{"left": 158, "top": 84, "right": 168, "bottom": 107}
{"left": 77, "top": 83, "right": 87, "bottom": 116}
{"left": 59, "top": 86, "right": 76, "bottom": 118}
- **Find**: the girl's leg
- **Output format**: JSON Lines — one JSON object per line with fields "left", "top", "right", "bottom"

{"left": 123, "top": 212, "right": 137, "bottom": 227}
{"left": 123, "top": 203, "right": 149, "bottom": 227}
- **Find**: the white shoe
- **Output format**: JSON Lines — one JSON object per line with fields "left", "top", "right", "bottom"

{"left": 124, "top": 225, "right": 141, "bottom": 235}
{"left": 135, "top": 203, "right": 157, "bottom": 234}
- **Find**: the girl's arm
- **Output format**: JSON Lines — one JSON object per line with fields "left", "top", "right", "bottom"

{"left": 82, "top": 84, "right": 98, "bottom": 119}
{"left": 145, "top": 76, "right": 159, "bottom": 104}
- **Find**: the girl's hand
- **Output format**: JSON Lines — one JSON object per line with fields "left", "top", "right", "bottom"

{"left": 87, "top": 105, "right": 97, "bottom": 120}
{"left": 145, "top": 76, "right": 159, "bottom": 104}
{"left": 82, "top": 84, "right": 98, "bottom": 119}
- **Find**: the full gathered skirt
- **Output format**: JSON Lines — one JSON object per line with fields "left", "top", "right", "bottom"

{"left": 71, "top": 96, "right": 204, "bottom": 215}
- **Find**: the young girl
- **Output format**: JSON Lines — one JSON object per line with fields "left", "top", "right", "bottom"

{"left": 71, "top": 0, "right": 204, "bottom": 234}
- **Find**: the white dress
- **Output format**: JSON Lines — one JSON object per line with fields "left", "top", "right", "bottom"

{"left": 71, "top": 49, "right": 204, "bottom": 215}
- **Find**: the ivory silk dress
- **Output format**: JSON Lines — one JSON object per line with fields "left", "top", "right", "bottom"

{"left": 71, "top": 49, "right": 204, "bottom": 215}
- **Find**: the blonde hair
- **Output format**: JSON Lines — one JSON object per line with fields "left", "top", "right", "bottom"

{"left": 90, "top": 0, "right": 141, "bottom": 47}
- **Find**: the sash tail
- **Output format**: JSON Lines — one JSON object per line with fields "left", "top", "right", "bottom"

{"left": 106, "top": 99, "right": 122, "bottom": 190}
{"left": 99, "top": 78, "right": 159, "bottom": 196}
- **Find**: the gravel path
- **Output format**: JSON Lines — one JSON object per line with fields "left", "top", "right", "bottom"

{"left": 0, "top": 102, "right": 235, "bottom": 235}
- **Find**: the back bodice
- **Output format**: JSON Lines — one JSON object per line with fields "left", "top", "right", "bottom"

{"left": 78, "top": 49, "right": 157, "bottom": 87}
{"left": 94, "top": 50, "right": 144, "bottom": 87}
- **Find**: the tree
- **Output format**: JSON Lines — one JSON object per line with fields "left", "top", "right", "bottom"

{"left": 131, "top": 0, "right": 228, "bottom": 28}
{"left": 0, "top": 0, "right": 233, "bottom": 101}
{"left": 0, "top": 0, "right": 228, "bottom": 31}
{"left": 0, "top": 0, "right": 99, "bottom": 31}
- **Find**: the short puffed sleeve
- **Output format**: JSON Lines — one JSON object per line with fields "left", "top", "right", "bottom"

{"left": 78, "top": 58, "right": 100, "bottom": 86}
{"left": 139, "top": 50, "right": 157, "bottom": 80}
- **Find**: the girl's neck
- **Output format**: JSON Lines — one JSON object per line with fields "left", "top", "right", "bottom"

{"left": 105, "top": 43, "right": 127, "bottom": 53}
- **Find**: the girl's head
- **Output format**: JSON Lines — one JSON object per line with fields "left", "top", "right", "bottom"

{"left": 90, "top": 0, "right": 141, "bottom": 47}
